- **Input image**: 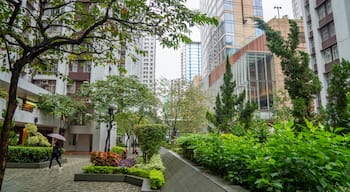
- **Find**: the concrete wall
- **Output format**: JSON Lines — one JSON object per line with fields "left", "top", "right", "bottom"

{"left": 160, "top": 148, "right": 248, "bottom": 192}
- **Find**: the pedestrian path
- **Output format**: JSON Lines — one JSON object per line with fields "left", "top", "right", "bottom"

{"left": 2, "top": 155, "right": 141, "bottom": 192}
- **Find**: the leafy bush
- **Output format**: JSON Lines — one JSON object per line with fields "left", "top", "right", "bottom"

{"left": 90, "top": 152, "right": 122, "bottom": 166}
{"left": 8, "top": 146, "right": 51, "bottom": 162}
{"left": 82, "top": 165, "right": 150, "bottom": 178}
{"left": 134, "top": 154, "right": 165, "bottom": 172}
{"left": 9, "top": 131, "right": 18, "bottom": 146}
{"left": 126, "top": 167, "right": 150, "bottom": 178}
{"left": 177, "top": 121, "right": 350, "bottom": 191}
{"left": 110, "top": 146, "right": 125, "bottom": 155}
{"left": 149, "top": 170, "right": 165, "bottom": 190}
{"left": 24, "top": 123, "right": 51, "bottom": 147}
{"left": 134, "top": 124, "right": 167, "bottom": 162}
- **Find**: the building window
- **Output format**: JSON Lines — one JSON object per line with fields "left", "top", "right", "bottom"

{"left": 83, "top": 62, "right": 91, "bottom": 73}
{"left": 317, "top": 5, "right": 326, "bottom": 20}
{"left": 317, "top": 1, "right": 333, "bottom": 20}
{"left": 323, "top": 48, "right": 332, "bottom": 63}
{"left": 326, "top": 0, "right": 332, "bottom": 14}
{"left": 332, "top": 44, "right": 339, "bottom": 60}
{"left": 67, "top": 82, "right": 76, "bottom": 94}
{"left": 321, "top": 27, "right": 329, "bottom": 41}
{"left": 70, "top": 63, "right": 78, "bottom": 72}
{"left": 320, "top": 22, "right": 336, "bottom": 42}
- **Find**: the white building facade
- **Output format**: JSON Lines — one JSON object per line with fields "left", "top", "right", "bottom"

{"left": 300, "top": 0, "right": 350, "bottom": 108}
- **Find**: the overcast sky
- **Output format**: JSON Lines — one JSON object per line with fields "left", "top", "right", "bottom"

{"left": 155, "top": 0, "right": 294, "bottom": 79}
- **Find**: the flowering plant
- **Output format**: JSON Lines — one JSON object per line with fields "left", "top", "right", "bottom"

{"left": 90, "top": 152, "right": 122, "bottom": 166}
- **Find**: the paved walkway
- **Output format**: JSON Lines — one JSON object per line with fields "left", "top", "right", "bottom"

{"left": 2, "top": 155, "right": 141, "bottom": 192}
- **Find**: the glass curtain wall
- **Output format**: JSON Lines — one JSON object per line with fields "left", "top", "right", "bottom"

{"left": 233, "top": 52, "right": 274, "bottom": 111}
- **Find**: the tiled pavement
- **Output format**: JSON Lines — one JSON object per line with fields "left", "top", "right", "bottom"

{"left": 2, "top": 155, "right": 141, "bottom": 192}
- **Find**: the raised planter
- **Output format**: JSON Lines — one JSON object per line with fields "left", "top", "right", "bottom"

{"left": 74, "top": 173, "right": 159, "bottom": 192}
{"left": 7, "top": 159, "right": 68, "bottom": 168}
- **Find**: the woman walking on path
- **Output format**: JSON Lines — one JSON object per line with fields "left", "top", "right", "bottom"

{"left": 49, "top": 140, "right": 62, "bottom": 169}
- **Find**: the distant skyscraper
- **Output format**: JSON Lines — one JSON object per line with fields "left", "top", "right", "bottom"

{"left": 300, "top": 0, "right": 350, "bottom": 108}
{"left": 200, "top": 0, "right": 264, "bottom": 78}
{"left": 181, "top": 42, "right": 201, "bottom": 82}
{"left": 292, "top": 0, "right": 303, "bottom": 19}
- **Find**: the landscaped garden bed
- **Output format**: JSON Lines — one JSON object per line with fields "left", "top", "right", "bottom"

{"left": 176, "top": 121, "right": 350, "bottom": 192}
{"left": 75, "top": 124, "right": 167, "bottom": 191}
{"left": 74, "top": 152, "right": 164, "bottom": 191}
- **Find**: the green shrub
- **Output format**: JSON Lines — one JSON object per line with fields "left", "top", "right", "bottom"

{"left": 110, "top": 146, "right": 125, "bottom": 155}
{"left": 149, "top": 170, "right": 165, "bottom": 189}
{"left": 134, "top": 154, "right": 165, "bottom": 172}
{"left": 82, "top": 165, "right": 150, "bottom": 178}
{"left": 177, "top": 121, "right": 350, "bottom": 192}
{"left": 9, "top": 131, "right": 18, "bottom": 146}
{"left": 134, "top": 124, "right": 167, "bottom": 163}
{"left": 83, "top": 165, "right": 121, "bottom": 174}
{"left": 127, "top": 167, "right": 150, "bottom": 178}
{"left": 8, "top": 146, "right": 51, "bottom": 162}
{"left": 24, "top": 123, "right": 51, "bottom": 147}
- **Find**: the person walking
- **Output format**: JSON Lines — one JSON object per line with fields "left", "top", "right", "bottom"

{"left": 49, "top": 140, "right": 62, "bottom": 169}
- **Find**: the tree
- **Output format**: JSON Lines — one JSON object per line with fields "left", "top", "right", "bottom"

{"left": 0, "top": 0, "right": 217, "bottom": 185}
{"left": 327, "top": 60, "right": 350, "bottom": 131}
{"left": 207, "top": 56, "right": 254, "bottom": 133}
{"left": 178, "top": 84, "right": 209, "bottom": 133}
{"left": 158, "top": 79, "right": 209, "bottom": 138}
{"left": 255, "top": 18, "right": 321, "bottom": 127}
{"left": 37, "top": 93, "right": 86, "bottom": 129}
{"left": 79, "top": 75, "right": 157, "bottom": 151}
{"left": 134, "top": 124, "right": 167, "bottom": 163}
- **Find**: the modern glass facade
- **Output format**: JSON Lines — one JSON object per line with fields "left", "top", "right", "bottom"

{"left": 233, "top": 52, "right": 274, "bottom": 111}
{"left": 181, "top": 42, "right": 201, "bottom": 82}
{"left": 200, "top": 0, "right": 263, "bottom": 78}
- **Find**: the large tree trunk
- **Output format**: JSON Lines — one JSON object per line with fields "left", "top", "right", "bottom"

{"left": 0, "top": 67, "right": 21, "bottom": 190}
{"left": 104, "top": 127, "right": 112, "bottom": 152}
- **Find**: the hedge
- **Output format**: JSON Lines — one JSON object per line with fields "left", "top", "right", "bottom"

{"left": 8, "top": 146, "right": 51, "bottom": 163}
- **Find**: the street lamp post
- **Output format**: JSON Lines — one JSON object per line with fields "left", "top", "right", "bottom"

{"left": 274, "top": 6, "right": 282, "bottom": 18}
{"left": 104, "top": 105, "right": 116, "bottom": 152}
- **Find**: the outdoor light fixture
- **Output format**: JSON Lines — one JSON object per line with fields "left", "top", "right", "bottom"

{"left": 34, "top": 117, "right": 38, "bottom": 125}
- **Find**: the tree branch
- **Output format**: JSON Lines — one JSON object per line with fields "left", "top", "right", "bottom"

{"left": 7, "top": 0, "right": 22, "bottom": 28}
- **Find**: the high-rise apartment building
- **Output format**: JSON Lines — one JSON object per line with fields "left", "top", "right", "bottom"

{"left": 300, "top": 0, "right": 350, "bottom": 108}
{"left": 292, "top": 0, "right": 303, "bottom": 19}
{"left": 181, "top": 42, "right": 201, "bottom": 82}
{"left": 200, "top": 0, "right": 263, "bottom": 79}
{"left": 125, "top": 36, "right": 156, "bottom": 91}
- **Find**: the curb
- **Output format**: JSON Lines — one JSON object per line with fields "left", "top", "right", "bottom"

{"left": 74, "top": 173, "right": 159, "bottom": 192}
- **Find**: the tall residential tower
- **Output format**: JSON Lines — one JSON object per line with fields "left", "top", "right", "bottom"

{"left": 301, "top": 0, "right": 350, "bottom": 108}
{"left": 181, "top": 42, "right": 201, "bottom": 82}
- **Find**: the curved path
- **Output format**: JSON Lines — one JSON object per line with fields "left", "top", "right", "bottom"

{"left": 2, "top": 155, "right": 141, "bottom": 192}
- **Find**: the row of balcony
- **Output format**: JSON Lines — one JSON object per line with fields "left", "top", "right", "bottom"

{"left": 0, "top": 97, "right": 59, "bottom": 127}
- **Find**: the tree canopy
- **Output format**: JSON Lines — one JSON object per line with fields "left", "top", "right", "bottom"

{"left": 158, "top": 79, "right": 209, "bottom": 135}
{"left": 255, "top": 18, "right": 321, "bottom": 127}
{"left": 79, "top": 75, "right": 158, "bottom": 122}
{"left": 327, "top": 59, "right": 350, "bottom": 131}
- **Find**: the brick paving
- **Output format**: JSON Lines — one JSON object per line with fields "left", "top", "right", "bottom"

{"left": 2, "top": 155, "right": 141, "bottom": 192}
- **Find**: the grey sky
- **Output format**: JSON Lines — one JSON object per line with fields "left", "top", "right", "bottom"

{"left": 155, "top": 0, "right": 294, "bottom": 79}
